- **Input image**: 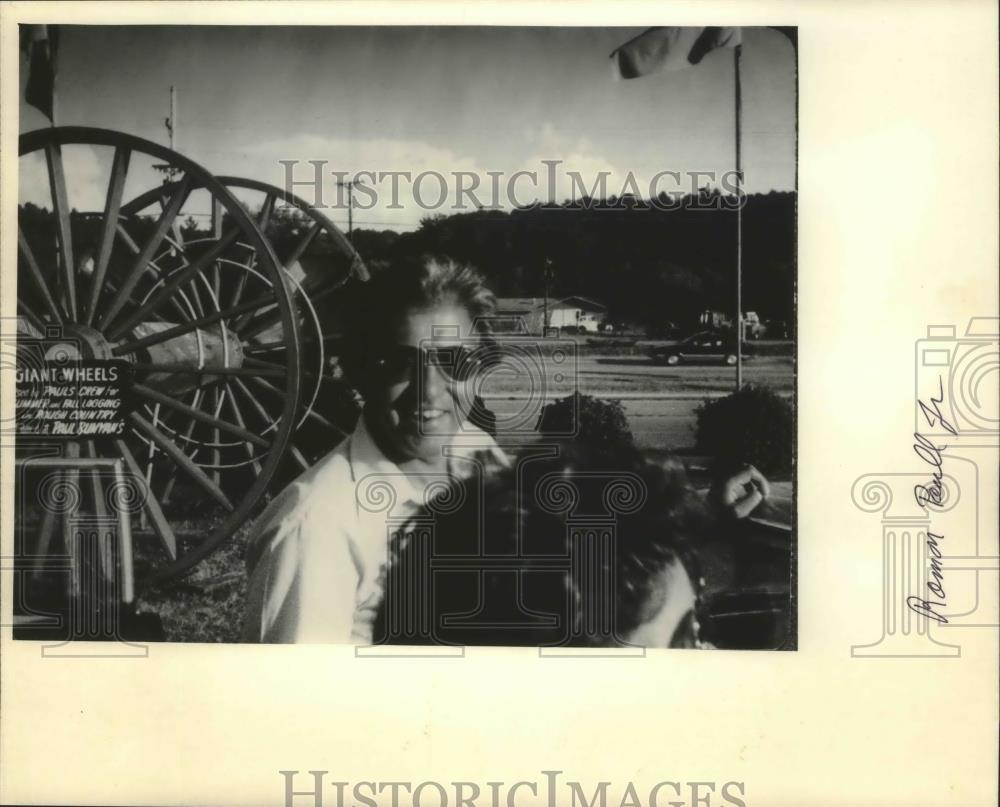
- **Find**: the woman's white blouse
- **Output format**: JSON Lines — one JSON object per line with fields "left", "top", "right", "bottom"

{"left": 241, "top": 416, "right": 508, "bottom": 644}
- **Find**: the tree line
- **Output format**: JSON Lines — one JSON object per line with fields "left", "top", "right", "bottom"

{"left": 352, "top": 190, "right": 795, "bottom": 332}
{"left": 19, "top": 187, "right": 795, "bottom": 334}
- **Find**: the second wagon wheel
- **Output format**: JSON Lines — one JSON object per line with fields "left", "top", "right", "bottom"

{"left": 119, "top": 175, "right": 370, "bottom": 486}
{"left": 17, "top": 126, "right": 302, "bottom": 585}
{"left": 220, "top": 175, "right": 370, "bottom": 478}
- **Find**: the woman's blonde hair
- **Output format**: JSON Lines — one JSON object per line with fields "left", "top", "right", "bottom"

{"left": 341, "top": 256, "right": 497, "bottom": 378}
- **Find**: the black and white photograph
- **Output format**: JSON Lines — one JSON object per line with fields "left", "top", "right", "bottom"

{"left": 2, "top": 4, "right": 999, "bottom": 807}
{"left": 11, "top": 24, "right": 797, "bottom": 648}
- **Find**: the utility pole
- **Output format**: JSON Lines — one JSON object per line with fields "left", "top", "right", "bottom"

{"left": 167, "top": 85, "right": 177, "bottom": 152}
{"left": 733, "top": 45, "right": 744, "bottom": 391}
{"left": 542, "top": 257, "right": 552, "bottom": 334}
{"left": 153, "top": 86, "right": 180, "bottom": 183}
{"left": 335, "top": 178, "right": 360, "bottom": 243}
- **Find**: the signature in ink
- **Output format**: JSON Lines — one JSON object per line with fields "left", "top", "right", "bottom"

{"left": 906, "top": 375, "right": 957, "bottom": 625}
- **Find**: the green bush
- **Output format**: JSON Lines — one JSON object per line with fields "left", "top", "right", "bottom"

{"left": 537, "top": 392, "right": 635, "bottom": 454}
{"left": 695, "top": 384, "right": 793, "bottom": 475}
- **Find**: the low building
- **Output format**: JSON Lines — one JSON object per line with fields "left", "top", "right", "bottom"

{"left": 547, "top": 296, "right": 607, "bottom": 332}
{"left": 492, "top": 298, "right": 546, "bottom": 334}
{"left": 492, "top": 296, "right": 607, "bottom": 334}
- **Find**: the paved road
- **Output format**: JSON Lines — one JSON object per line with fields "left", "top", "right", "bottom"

{"left": 480, "top": 355, "right": 794, "bottom": 451}
{"left": 575, "top": 354, "right": 793, "bottom": 393}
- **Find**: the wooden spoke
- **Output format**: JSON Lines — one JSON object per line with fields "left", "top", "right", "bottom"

{"left": 239, "top": 278, "right": 346, "bottom": 341}
{"left": 248, "top": 374, "right": 345, "bottom": 435}
{"left": 132, "top": 382, "right": 270, "bottom": 448}
{"left": 129, "top": 363, "right": 286, "bottom": 379}
{"left": 223, "top": 383, "right": 262, "bottom": 475}
{"left": 241, "top": 356, "right": 285, "bottom": 370}
{"left": 106, "top": 227, "right": 240, "bottom": 340}
{"left": 115, "top": 438, "right": 177, "bottom": 560}
{"left": 211, "top": 256, "right": 222, "bottom": 304}
{"left": 17, "top": 299, "right": 47, "bottom": 332}
{"left": 243, "top": 339, "right": 290, "bottom": 355}
{"left": 257, "top": 193, "right": 277, "bottom": 231}
{"left": 128, "top": 412, "right": 234, "bottom": 512}
{"left": 157, "top": 217, "right": 203, "bottom": 317}
{"left": 84, "top": 146, "right": 131, "bottom": 327}
{"left": 183, "top": 269, "right": 208, "bottom": 319}
{"left": 237, "top": 307, "right": 284, "bottom": 342}
{"left": 111, "top": 290, "right": 286, "bottom": 357}
{"left": 226, "top": 269, "right": 250, "bottom": 314}
{"left": 17, "top": 227, "right": 64, "bottom": 323}
{"left": 281, "top": 220, "right": 321, "bottom": 270}
{"left": 115, "top": 223, "right": 141, "bottom": 254}
{"left": 168, "top": 207, "right": 187, "bottom": 258}
{"left": 44, "top": 143, "right": 78, "bottom": 321}
{"left": 243, "top": 355, "right": 337, "bottom": 383}
{"left": 244, "top": 333, "right": 343, "bottom": 355}
{"left": 61, "top": 441, "right": 81, "bottom": 598}
{"left": 301, "top": 405, "right": 346, "bottom": 436}
{"left": 210, "top": 387, "right": 222, "bottom": 486}
{"left": 160, "top": 388, "right": 205, "bottom": 504}
{"left": 111, "top": 227, "right": 201, "bottom": 316}
{"left": 231, "top": 376, "right": 279, "bottom": 433}
{"left": 231, "top": 299, "right": 274, "bottom": 336}
{"left": 101, "top": 274, "right": 194, "bottom": 327}
{"left": 211, "top": 197, "right": 224, "bottom": 240}
{"left": 82, "top": 440, "right": 115, "bottom": 583}
{"left": 233, "top": 378, "right": 310, "bottom": 472}
{"left": 289, "top": 445, "right": 310, "bottom": 471}
{"left": 97, "top": 175, "right": 192, "bottom": 331}
{"left": 32, "top": 495, "right": 60, "bottom": 578}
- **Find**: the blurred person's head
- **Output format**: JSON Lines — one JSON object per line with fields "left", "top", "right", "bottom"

{"left": 342, "top": 257, "right": 496, "bottom": 466}
{"left": 378, "top": 444, "right": 708, "bottom": 648}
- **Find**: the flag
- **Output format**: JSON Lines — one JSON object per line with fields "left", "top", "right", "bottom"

{"left": 610, "top": 27, "right": 741, "bottom": 79}
{"left": 21, "top": 24, "right": 59, "bottom": 123}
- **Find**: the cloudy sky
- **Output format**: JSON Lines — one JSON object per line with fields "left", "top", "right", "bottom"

{"left": 19, "top": 25, "right": 795, "bottom": 231}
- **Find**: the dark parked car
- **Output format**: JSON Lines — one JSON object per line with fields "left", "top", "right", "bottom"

{"left": 647, "top": 330, "right": 746, "bottom": 366}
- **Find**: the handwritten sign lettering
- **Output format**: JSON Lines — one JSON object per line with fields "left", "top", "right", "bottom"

{"left": 15, "top": 360, "right": 131, "bottom": 438}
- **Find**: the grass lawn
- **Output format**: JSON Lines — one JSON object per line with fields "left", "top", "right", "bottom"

{"left": 133, "top": 509, "right": 253, "bottom": 642}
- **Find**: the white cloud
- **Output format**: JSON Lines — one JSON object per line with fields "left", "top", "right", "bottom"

{"left": 18, "top": 145, "right": 106, "bottom": 213}
{"left": 15, "top": 128, "right": 680, "bottom": 235}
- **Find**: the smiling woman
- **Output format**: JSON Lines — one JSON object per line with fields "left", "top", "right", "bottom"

{"left": 340, "top": 257, "right": 498, "bottom": 467}
{"left": 242, "top": 257, "right": 508, "bottom": 643}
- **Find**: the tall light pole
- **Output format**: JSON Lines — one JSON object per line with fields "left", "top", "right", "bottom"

{"left": 335, "top": 178, "right": 361, "bottom": 244}
{"left": 153, "top": 86, "right": 180, "bottom": 183}
{"left": 733, "top": 44, "right": 744, "bottom": 391}
{"left": 542, "top": 257, "right": 553, "bottom": 334}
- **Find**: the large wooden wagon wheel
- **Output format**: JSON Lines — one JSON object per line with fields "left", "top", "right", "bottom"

{"left": 119, "top": 175, "right": 370, "bottom": 478}
{"left": 16, "top": 127, "right": 302, "bottom": 585}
